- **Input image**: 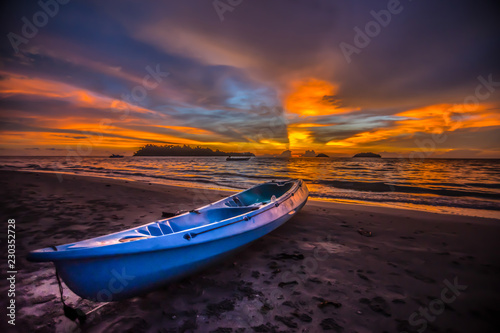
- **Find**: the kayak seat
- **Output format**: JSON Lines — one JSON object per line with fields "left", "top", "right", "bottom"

{"left": 224, "top": 201, "right": 236, "bottom": 207}
{"left": 233, "top": 197, "right": 244, "bottom": 206}
{"left": 225, "top": 197, "right": 244, "bottom": 207}
{"left": 238, "top": 182, "right": 294, "bottom": 206}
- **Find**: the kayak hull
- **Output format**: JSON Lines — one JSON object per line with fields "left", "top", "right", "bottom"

{"left": 29, "top": 179, "right": 309, "bottom": 301}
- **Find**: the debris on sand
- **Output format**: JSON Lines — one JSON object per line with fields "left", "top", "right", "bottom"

{"left": 161, "top": 211, "right": 176, "bottom": 218}
{"left": 318, "top": 300, "right": 342, "bottom": 309}
{"left": 271, "top": 252, "right": 305, "bottom": 260}
{"left": 357, "top": 228, "right": 372, "bottom": 237}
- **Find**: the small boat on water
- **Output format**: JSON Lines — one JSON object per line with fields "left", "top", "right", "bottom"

{"left": 226, "top": 156, "right": 251, "bottom": 161}
{"left": 28, "top": 179, "right": 308, "bottom": 301}
{"left": 109, "top": 154, "right": 124, "bottom": 158}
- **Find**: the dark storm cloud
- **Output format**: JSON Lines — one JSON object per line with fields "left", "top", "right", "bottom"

{"left": 88, "top": 0, "right": 500, "bottom": 106}
{"left": 334, "top": 1, "right": 500, "bottom": 107}
{"left": 2, "top": 0, "right": 498, "bottom": 106}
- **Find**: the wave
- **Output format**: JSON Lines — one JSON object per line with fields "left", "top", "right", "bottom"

{"left": 2, "top": 157, "right": 499, "bottom": 213}
{"left": 125, "top": 165, "right": 159, "bottom": 170}
{"left": 311, "top": 193, "right": 500, "bottom": 211}
{"left": 465, "top": 182, "right": 500, "bottom": 189}
{"left": 313, "top": 180, "right": 500, "bottom": 200}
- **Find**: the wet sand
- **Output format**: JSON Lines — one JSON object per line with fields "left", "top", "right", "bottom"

{"left": 0, "top": 170, "right": 499, "bottom": 333}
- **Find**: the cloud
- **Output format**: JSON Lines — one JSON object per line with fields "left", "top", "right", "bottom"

{"left": 0, "top": 0, "right": 499, "bottom": 156}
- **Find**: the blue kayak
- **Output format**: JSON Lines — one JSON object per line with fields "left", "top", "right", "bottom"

{"left": 28, "top": 179, "right": 309, "bottom": 301}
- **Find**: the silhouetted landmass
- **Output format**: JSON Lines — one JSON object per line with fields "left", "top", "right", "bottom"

{"left": 134, "top": 144, "right": 255, "bottom": 157}
{"left": 302, "top": 150, "right": 316, "bottom": 157}
{"left": 278, "top": 150, "right": 292, "bottom": 158}
{"left": 316, "top": 153, "right": 329, "bottom": 157}
{"left": 353, "top": 152, "right": 381, "bottom": 158}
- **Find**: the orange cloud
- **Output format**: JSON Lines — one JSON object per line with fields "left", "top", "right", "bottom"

{"left": 158, "top": 125, "right": 215, "bottom": 135}
{"left": 0, "top": 72, "right": 161, "bottom": 117}
{"left": 0, "top": 72, "right": 223, "bottom": 152}
{"left": 285, "top": 79, "right": 355, "bottom": 117}
{"left": 326, "top": 103, "right": 500, "bottom": 148}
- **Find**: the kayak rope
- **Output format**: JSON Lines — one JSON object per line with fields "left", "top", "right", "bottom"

{"left": 54, "top": 267, "right": 87, "bottom": 325}
{"left": 85, "top": 302, "right": 110, "bottom": 316}
{"left": 51, "top": 246, "right": 87, "bottom": 325}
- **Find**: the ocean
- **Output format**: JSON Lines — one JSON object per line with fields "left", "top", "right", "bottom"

{"left": 1, "top": 156, "right": 499, "bottom": 218}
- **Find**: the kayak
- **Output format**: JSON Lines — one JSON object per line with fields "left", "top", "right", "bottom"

{"left": 28, "top": 179, "right": 309, "bottom": 301}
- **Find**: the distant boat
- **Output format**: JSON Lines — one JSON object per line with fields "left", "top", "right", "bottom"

{"left": 353, "top": 152, "right": 381, "bottom": 158}
{"left": 27, "top": 179, "right": 309, "bottom": 301}
{"left": 226, "top": 156, "right": 251, "bottom": 161}
{"left": 109, "top": 154, "right": 124, "bottom": 158}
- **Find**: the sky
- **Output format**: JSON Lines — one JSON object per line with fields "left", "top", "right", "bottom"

{"left": 0, "top": 0, "right": 499, "bottom": 158}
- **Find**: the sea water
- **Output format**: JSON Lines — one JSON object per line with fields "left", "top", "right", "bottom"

{"left": 1, "top": 156, "right": 499, "bottom": 218}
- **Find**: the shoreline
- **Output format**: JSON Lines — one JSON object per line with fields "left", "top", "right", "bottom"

{"left": 1, "top": 170, "right": 499, "bottom": 332}
{"left": 5, "top": 169, "right": 500, "bottom": 220}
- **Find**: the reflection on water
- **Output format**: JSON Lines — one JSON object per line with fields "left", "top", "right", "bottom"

{"left": 1, "top": 156, "right": 499, "bottom": 216}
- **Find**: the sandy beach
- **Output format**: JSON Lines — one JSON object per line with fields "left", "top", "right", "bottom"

{"left": 1, "top": 170, "right": 499, "bottom": 333}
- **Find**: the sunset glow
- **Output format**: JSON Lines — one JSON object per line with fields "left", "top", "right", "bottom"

{"left": 1, "top": 1, "right": 499, "bottom": 158}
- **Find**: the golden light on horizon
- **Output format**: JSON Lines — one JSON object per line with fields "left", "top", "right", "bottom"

{"left": 288, "top": 129, "right": 314, "bottom": 148}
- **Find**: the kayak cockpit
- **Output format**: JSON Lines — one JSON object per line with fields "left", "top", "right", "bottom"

{"left": 126, "top": 182, "right": 297, "bottom": 240}
{"left": 225, "top": 182, "right": 294, "bottom": 207}
{"left": 166, "top": 207, "right": 257, "bottom": 232}
{"left": 34, "top": 180, "right": 298, "bottom": 251}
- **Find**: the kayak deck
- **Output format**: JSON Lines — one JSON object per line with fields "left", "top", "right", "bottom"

{"left": 29, "top": 180, "right": 298, "bottom": 256}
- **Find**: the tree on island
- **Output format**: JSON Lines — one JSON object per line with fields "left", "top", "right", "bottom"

{"left": 301, "top": 150, "right": 316, "bottom": 157}
{"left": 133, "top": 144, "right": 255, "bottom": 157}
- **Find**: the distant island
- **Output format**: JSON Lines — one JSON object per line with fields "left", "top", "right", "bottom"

{"left": 353, "top": 152, "right": 381, "bottom": 158}
{"left": 134, "top": 144, "right": 255, "bottom": 157}
{"left": 301, "top": 150, "right": 316, "bottom": 157}
{"left": 316, "top": 153, "right": 329, "bottom": 157}
{"left": 278, "top": 150, "right": 292, "bottom": 158}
